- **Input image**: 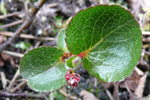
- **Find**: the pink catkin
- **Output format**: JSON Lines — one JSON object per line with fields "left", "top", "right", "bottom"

{"left": 65, "top": 71, "right": 80, "bottom": 87}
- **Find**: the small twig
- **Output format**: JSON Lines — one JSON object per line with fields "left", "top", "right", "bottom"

{"left": 59, "top": 89, "right": 78, "bottom": 100}
{"left": 142, "top": 37, "right": 150, "bottom": 43}
{"left": 15, "top": 79, "right": 26, "bottom": 82}
{"left": 135, "top": 72, "right": 148, "bottom": 98}
{"left": 134, "top": 66, "right": 144, "bottom": 76}
{"left": 102, "top": 84, "right": 114, "bottom": 100}
{"left": 47, "top": 3, "right": 58, "bottom": 8}
{"left": 0, "top": 78, "right": 11, "bottom": 83}
{"left": 0, "top": 72, "right": 7, "bottom": 89}
{"left": 113, "top": 82, "right": 119, "bottom": 100}
{"left": 140, "top": 11, "right": 148, "bottom": 28}
{"left": 94, "top": 78, "right": 97, "bottom": 87}
{"left": 142, "top": 31, "right": 150, "bottom": 35}
{"left": 0, "top": 0, "right": 48, "bottom": 52}
{"left": 142, "top": 44, "right": 150, "bottom": 49}
{"left": 2, "top": 50, "right": 24, "bottom": 58}
{"left": 140, "top": 31, "right": 150, "bottom": 43}
{"left": 144, "top": 51, "right": 150, "bottom": 56}
{"left": 34, "top": 41, "right": 41, "bottom": 48}
{"left": 125, "top": 82, "right": 132, "bottom": 95}
{"left": 50, "top": 92, "right": 54, "bottom": 100}
{"left": 7, "top": 69, "right": 20, "bottom": 90}
{"left": 125, "top": 82, "right": 138, "bottom": 100}
{"left": 0, "top": 20, "right": 24, "bottom": 29}
{"left": 0, "top": 31, "right": 56, "bottom": 41}
{"left": 11, "top": 81, "right": 27, "bottom": 93}
{"left": 24, "top": 1, "right": 29, "bottom": 16}
{"left": 0, "top": 11, "right": 23, "bottom": 19}
{"left": 0, "top": 91, "right": 47, "bottom": 99}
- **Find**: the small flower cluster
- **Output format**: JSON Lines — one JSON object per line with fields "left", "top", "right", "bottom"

{"left": 65, "top": 71, "right": 80, "bottom": 87}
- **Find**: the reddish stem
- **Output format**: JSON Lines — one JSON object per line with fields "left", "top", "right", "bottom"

{"left": 77, "top": 50, "right": 89, "bottom": 58}
{"left": 62, "top": 53, "right": 72, "bottom": 59}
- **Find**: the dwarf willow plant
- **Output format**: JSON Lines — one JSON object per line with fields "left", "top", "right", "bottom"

{"left": 20, "top": 5, "right": 142, "bottom": 92}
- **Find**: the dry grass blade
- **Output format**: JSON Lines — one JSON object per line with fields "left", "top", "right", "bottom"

{"left": 142, "top": 31, "right": 150, "bottom": 35}
{"left": 0, "top": 0, "right": 48, "bottom": 52}
{"left": 7, "top": 69, "right": 20, "bottom": 90}
{"left": 11, "top": 81, "right": 27, "bottom": 93}
{"left": 0, "top": 20, "right": 24, "bottom": 29}
{"left": 2, "top": 50, "right": 24, "bottom": 58}
{"left": 0, "top": 11, "right": 23, "bottom": 19}
{"left": 59, "top": 89, "right": 78, "bottom": 100}
{"left": 0, "top": 31, "right": 56, "bottom": 41}
{"left": 0, "top": 72, "right": 7, "bottom": 89}
{"left": 135, "top": 72, "right": 148, "bottom": 98}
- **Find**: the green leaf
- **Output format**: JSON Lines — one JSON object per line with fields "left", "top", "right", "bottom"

{"left": 66, "top": 56, "right": 82, "bottom": 68}
{"left": 28, "top": 62, "right": 66, "bottom": 92}
{"left": 20, "top": 47, "right": 66, "bottom": 92}
{"left": 54, "top": 16, "right": 63, "bottom": 27}
{"left": 15, "top": 41, "right": 31, "bottom": 50}
{"left": 66, "top": 5, "right": 142, "bottom": 82}
{"left": 66, "top": 56, "right": 75, "bottom": 68}
{"left": 0, "top": 1, "right": 7, "bottom": 15}
{"left": 57, "top": 28, "right": 68, "bottom": 52}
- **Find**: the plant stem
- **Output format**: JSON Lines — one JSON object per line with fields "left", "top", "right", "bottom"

{"left": 0, "top": 11, "right": 23, "bottom": 19}
{"left": 0, "top": 91, "right": 47, "bottom": 99}
{"left": 0, "top": 31, "right": 56, "bottom": 41}
{"left": 0, "top": 20, "right": 24, "bottom": 29}
{"left": 2, "top": 50, "right": 24, "bottom": 58}
{"left": 0, "top": 0, "right": 48, "bottom": 52}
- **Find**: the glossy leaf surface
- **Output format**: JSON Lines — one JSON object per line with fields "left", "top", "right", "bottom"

{"left": 66, "top": 5, "right": 141, "bottom": 82}
{"left": 28, "top": 62, "right": 66, "bottom": 92}
{"left": 20, "top": 47, "right": 66, "bottom": 92}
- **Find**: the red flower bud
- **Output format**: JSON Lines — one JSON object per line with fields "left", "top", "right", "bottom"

{"left": 65, "top": 71, "right": 72, "bottom": 81}
{"left": 67, "top": 78, "right": 79, "bottom": 87}
{"left": 65, "top": 71, "right": 80, "bottom": 87}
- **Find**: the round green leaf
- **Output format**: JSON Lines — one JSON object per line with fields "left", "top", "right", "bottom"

{"left": 66, "top": 5, "right": 142, "bottom": 82}
{"left": 28, "top": 62, "right": 66, "bottom": 92}
{"left": 20, "top": 47, "right": 67, "bottom": 92}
